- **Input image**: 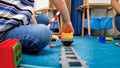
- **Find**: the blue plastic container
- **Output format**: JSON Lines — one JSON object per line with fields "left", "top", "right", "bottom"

{"left": 84, "top": 17, "right": 113, "bottom": 30}
{"left": 99, "top": 36, "right": 105, "bottom": 43}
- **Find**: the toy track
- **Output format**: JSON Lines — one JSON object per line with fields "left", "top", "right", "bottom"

{"left": 60, "top": 46, "right": 87, "bottom": 68}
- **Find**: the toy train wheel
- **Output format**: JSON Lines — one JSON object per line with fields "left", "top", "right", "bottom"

{"left": 61, "top": 40, "right": 73, "bottom": 46}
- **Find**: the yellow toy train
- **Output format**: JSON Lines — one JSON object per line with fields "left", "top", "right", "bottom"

{"left": 61, "top": 32, "right": 74, "bottom": 46}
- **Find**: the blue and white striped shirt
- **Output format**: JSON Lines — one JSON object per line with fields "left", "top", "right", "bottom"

{"left": 0, "top": 0, "right": 34, "bottom": 26}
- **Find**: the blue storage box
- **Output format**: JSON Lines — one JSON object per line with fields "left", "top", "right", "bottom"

{"left": 84, "top": 17, "right": 113, "bottom": 30}
{"left": 100, "top": 17, "right": 113, "bottom": 30}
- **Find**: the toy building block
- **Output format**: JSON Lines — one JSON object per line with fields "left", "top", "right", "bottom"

{"left": 61, "top": 32, "right": 74, "bottom": 46}
{"left": 105, "top": 37, "right": 113, "bottom": 41}
{"left": 0, "top": 38, "right": 22, "bottom": 68}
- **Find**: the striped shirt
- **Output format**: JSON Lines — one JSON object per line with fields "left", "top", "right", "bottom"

{"left": 0, "top": 0, "right": 34, "bottom": 26}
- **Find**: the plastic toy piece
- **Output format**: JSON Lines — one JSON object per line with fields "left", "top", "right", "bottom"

{"left": 48, "top": 9, "right": 62, "bottom": 28}
{"left": 116, "top": 42, "right": 120, "bottom": 46}
{"left": 0, "top": 39, "right": 22, "bottom": 68}
{"left": 61, "top": 32, "right": 74, "bottom": 46}
{"left": 85, "top": 34, "right": 90, "bottom": 37}
{"left": 60, "top": 46, "right": 87, "bottom": 68}
{"left": 98, "top": 36, "right": 105, "bottom": 43}
{"left": 48, "top": 9, "right": 62, "bottom": 46}
{"left": 105, "top": 37, "right": 113, "bottom": 41}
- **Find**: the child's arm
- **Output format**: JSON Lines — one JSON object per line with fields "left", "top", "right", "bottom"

{"left": 111, "top": 0, "right": 120, "bottom": 14}
{"left": 50, "top": 0, "right": 74, "bottom": 33}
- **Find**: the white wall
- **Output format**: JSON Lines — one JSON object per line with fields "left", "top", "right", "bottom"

{"left": 88, "top": 0, "right": 112, "bottom": 17}
{"left": 34, "top": 0, "right": 54, "bottom": 19}
{"left": 34, "top": 0, "right": 49, "bottom": 11}
{"left": 89, "top": 0, "right": 111, "bottom": 3}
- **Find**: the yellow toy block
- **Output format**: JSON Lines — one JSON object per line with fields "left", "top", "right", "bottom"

{"left": 61, "top": 32, "right": 74, "bottom": 46}
{"left": 105, "top": 37, "right": 113, "bottom": 41}
{"left": 61, "top": 32, "right": 73, "bottom": 39}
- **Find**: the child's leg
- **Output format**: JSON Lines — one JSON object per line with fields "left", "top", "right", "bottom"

{"left": 2, "top": 24, "right": 52, "bottom": 54}
{"left": 115, "top": 13, "right": 120, "bottom": 32}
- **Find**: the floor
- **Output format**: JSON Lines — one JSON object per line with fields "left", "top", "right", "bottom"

{"left": 21, "top": 36, "right": 120, "bottom": 68}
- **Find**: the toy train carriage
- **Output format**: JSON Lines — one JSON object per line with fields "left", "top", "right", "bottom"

{"left": 61, "top": 32, "right": 74, "bottom": 46}
{"left": 0, "top": 39, "right": 22, "bottom": 68}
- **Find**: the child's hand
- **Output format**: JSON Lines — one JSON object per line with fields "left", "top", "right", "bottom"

{"left": 60, "top": 21, "right": 74, "bottom": 33}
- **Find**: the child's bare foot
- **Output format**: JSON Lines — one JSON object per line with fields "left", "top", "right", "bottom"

{"left": 52, "top": 35, "right": 59, "bottom": 41}
{"left": 49, "top": 44, "right": 56, "bottom": 47}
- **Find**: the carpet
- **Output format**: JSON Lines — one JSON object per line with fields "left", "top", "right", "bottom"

{"left": 21, "top": 36, "right": 120, "bottom": 68}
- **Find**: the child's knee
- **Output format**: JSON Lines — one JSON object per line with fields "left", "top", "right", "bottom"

{"left": 35, "top": 14, "right": 50, "bottom": 25}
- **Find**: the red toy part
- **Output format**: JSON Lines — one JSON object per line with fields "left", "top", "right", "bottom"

{"left": 48, "top": 9, "right": 62, "bottom": 27}
{"left": 58, "top": 36, "right": 62, "bottom": 40}
{"left": 0, "top": 38, "right": 22, "bottom": 68}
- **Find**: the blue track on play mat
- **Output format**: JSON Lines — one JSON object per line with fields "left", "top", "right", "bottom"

{"left": 21, "top": 37, "right": 120, "bottom": 68}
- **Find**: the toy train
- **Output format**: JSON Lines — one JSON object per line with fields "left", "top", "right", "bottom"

{"left": 61, "top": 32, "right": 74, "bottom": 46}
